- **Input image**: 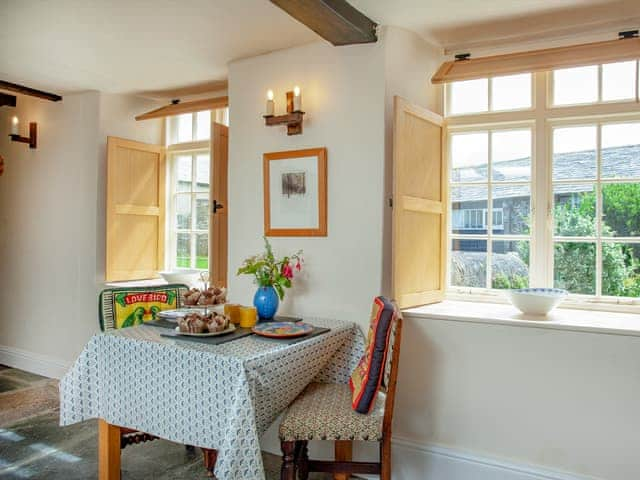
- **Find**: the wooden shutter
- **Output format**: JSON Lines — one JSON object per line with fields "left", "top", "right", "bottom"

{"left": 392, "top": 96, "right": 446, "bottom": 309}
{"left": 210, "top": 123, "right": 229, "bottom": 287}
{"left": 432, "top": 37, "right": 640, "bottom": 84}
{"left": 106, "top": 137, "right": 165, "bottom": 281}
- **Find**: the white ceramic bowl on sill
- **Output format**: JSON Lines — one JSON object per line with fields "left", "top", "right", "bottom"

{"left": 157, "top": 269, "right": 202, "bottom": 287}
{"left": 506, "top": 288, "right": 568, "bottom": 315}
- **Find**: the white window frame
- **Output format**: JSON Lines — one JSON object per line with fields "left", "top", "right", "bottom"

{"left": 445, "top": 65, "right": 640, "bottom": 312}
{"left": 165, "top": 111, "right": 212, "bottom": 271}
{"left": 549, "top": 60, "right": 640, "bottom": 108}
{"left": 448, "top": 122, "right": 535, "bottom": 293}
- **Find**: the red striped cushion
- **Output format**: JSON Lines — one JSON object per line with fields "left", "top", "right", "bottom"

{"left": 349, "top": 296, "right": 396, "bottom": 414}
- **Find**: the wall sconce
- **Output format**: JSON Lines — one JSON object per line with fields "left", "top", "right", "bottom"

{"left": 263, "top": 86, "right": 305, "bottom": 135}
{"left": 9, "top": 116, "right": 37, "bottom": 149}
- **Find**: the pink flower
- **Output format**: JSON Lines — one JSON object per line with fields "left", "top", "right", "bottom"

{"left": 295, "top": 260, "right": 301, "bottom": 271}
{"left": 282, "top": 263, "right": 294, "bottom": 279}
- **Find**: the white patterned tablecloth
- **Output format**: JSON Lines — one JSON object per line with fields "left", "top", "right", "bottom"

{"left": 59, "top": 318, "right": 364, "bottom": 480}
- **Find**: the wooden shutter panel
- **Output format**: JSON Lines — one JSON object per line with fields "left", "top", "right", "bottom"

{"left": 106, "top": 136, "right": 165, "bottom": 281}
{"left": 392, "top": 96, "right": 446, "bottom": 309}
{"left": 210, "top": 123, "right": 229, "bottom": 287}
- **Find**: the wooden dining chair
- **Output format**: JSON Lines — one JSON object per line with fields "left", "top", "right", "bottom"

{"left": 98, "top": 283, "right": 219, "bottom": 477}
{"left": 278, "top": 304, "right": 403, "bottom": 480}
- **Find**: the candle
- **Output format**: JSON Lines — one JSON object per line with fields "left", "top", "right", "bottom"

{"left": 11, "top": 116, "right": 19, "bottom": 135}
{"left": 293, "top": 86, "right": 301, "bottom": 112}
{"left": 266, "top": 90, "right": 275, "bottom": 116}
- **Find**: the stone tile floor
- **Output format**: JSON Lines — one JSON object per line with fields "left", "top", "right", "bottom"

{"left": 0, "top": 365, "right": 331, "bottom": 480}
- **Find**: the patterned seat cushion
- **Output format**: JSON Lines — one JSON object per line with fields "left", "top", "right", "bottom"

{"left": 279, "top": 382, "right": 385, "bottom": 442}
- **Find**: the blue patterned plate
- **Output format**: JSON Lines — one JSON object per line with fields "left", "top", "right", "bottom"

{"left": 252, "top": 322, "right": 313, "bottom": 338}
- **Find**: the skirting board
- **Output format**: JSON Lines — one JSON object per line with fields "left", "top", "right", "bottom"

{"left": 387, "top": 437, "right": 598, "bottom": 480}
{"left": 260, "top": 432, "right": 597, "bottom": 480}
{"left": 0, "top": 344, "right": 71, "bottom": 379}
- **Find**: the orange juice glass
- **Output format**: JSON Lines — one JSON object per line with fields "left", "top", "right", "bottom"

{"left": 224, "top": 304, "right": 241, "bottom": 324}
{"left": 239, "top": 306, "right": 258, "bottom": 328}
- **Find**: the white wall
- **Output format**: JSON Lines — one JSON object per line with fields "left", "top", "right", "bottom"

{"left": 0, "top": 92, "right": 101, "bottom": 369}
{"left": 0, "top": 91, "right": 161, "bottom": 375}
{"left": 394, "top": 314, "right": 640, "bottom": 480}
{"left": 227, "top": 39, "right": 387, "bottom": 326}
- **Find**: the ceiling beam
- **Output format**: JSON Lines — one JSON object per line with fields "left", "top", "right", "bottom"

{"left": 0, "top": 81, "right": 62, "bottom": 102}
{"left": 270, "top": 0, "right": 377, "bottom": 46}
{"left": 135, "top": 96, "right": 229, "bottom": 121}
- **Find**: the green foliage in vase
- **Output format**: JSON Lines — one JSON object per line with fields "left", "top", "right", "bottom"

{"left": 237, "top": 237, "right": 304, "bottom": 300}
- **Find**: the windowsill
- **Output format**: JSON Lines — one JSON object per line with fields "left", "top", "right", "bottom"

{"left": 404, "top": 300, "right": 640, "bottom": 337}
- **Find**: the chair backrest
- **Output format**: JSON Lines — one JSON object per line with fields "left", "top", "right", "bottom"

{"left": 381, "top": 306, "right": 403, "bottom": 438}
{"left": 99, "top": 283, "right": 189, "bottom": 331}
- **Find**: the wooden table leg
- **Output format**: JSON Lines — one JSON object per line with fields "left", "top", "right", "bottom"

{"left": 334, "top": 440, "right": 352, "bottom": 480}
{"left": 202, "top": 448, "right": 218, "bottom": 478}
{"left": 99, "top": 419, "right": 121, "bottom": 480}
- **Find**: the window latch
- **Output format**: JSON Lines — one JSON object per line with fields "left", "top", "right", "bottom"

{"left": 212, "top": 199, "right": 224, "bottom": 214}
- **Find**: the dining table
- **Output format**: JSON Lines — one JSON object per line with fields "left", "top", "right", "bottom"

{"left": 59, "top": 317, "right": 364, "bottom": 480}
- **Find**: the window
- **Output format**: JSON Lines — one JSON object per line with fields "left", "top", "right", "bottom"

{"left": 552, "top": 121, "right": 640, "bottom": 297}
{"left": 166, "top": 111, "right": 212, "bottom": 270}
{"left": 446, "top": 60, "right": 640, "bottom": 305}
{"left": 552, "top": 60, "right": 639, "bottom": 106}
{"left": 167, "top": 111, "right": 212, "bottom": 144}
{"left": 447, "top": 73, "right": 532, "bottom": 116}
{"left": 450, "top": 128, "right": 532, "bottom": 290}
{"left": 452, "top": 208, "right": 504, "bottom": 231}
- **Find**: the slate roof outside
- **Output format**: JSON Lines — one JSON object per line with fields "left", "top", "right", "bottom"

{"left": 454, "top": 144, "right": 640, "bottom": 203}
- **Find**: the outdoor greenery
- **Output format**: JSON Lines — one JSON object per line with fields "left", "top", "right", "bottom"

{"left": 491, "top": 184, "right": 640, "bottom": 297}
{"left": 177, "top": 256, "right": 208, "bottom": 269}
{"left": 492, "top": 271, "right": 528, "bottom": 289}
{"left": 554, "top": 185, "right": 640, "bottom": 297}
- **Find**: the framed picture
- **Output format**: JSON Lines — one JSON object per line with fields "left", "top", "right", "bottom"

{"left": 263, "top": 147, "right": 327, "bottom": 237}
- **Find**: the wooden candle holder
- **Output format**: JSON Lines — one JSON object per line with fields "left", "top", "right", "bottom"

{"left": 264, "top": 90, "right": 304, "bottom": 135}
{"left": 10, "top": 122, "right": 37, "bottom": 149}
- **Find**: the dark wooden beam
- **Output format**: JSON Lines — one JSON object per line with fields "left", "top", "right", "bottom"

{"left": 270, "top": 0, "right": 377, "bottom": 46}
{"left": 0, "top": 93, "right": 16, "bottom": 107}
{"left": 0, "top": 81, "right": 62, "bottom": 102}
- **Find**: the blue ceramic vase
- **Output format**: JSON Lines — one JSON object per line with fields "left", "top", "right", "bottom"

{"left": 253, "top": 286, "right": 279, "bottom": 320}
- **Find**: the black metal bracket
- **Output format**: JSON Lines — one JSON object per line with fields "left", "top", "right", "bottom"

{"left": 212, "top": 199, "right": 224, "bottom": 214}
{"left": 0, "top": 93, "right": 16, "bottom": 107}
{"left": 618, "top": 30, "right": 639, "bottom": 39}
{"left": 455, "top": 53, "right": 471, "bottom": 61}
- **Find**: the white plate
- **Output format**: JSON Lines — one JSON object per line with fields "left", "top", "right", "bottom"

{"left": 174, "top": 323, "right": 235, "bottom": 337}
{"left": 157, "top": 309, "right": 195, "bottom": 320}
{"left": 181, "top": 304, "right": 225, "bottom": 314}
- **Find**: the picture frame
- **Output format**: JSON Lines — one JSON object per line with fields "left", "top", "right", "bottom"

{"left": 263, "top": 147, "right": 327, "bottom": 237}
